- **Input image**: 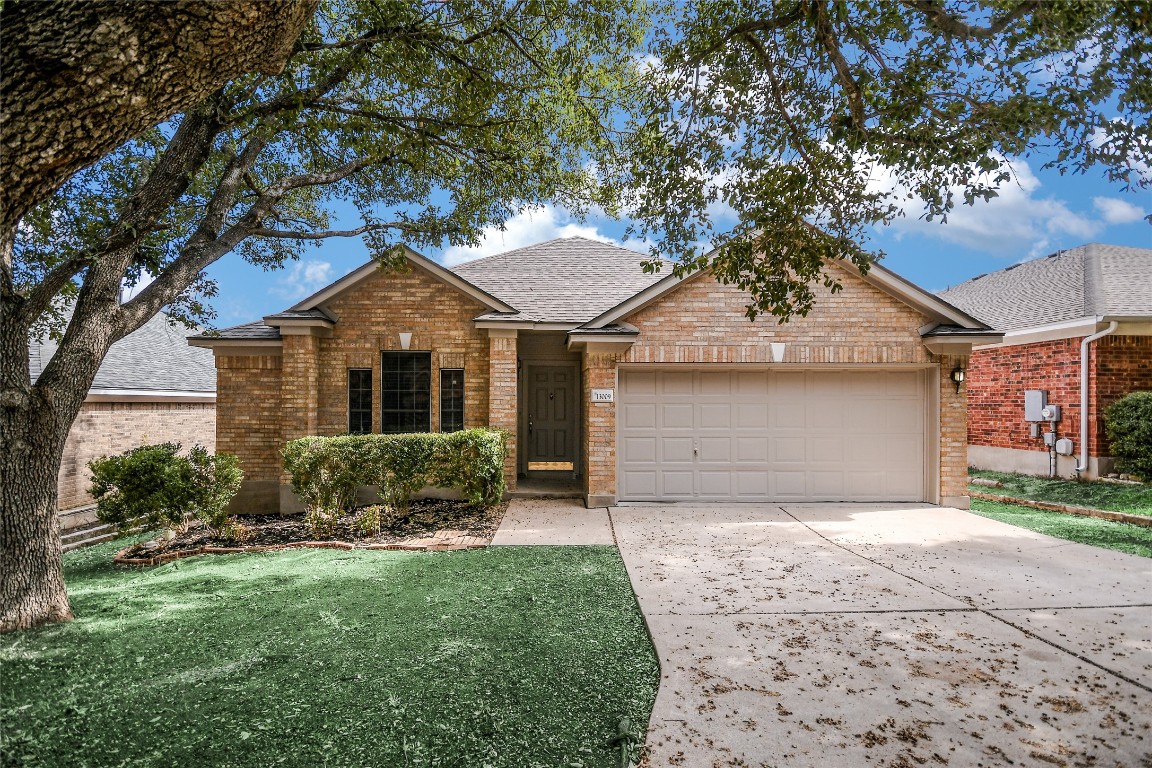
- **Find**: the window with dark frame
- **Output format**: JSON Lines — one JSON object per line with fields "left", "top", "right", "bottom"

{"left": 348, "top": 369, "right": 373, "bottom": 434}
{"left": 381, "top": 351, "right": 431, "bottom": 433}
{"left": 440, "top": 369, "right": 465, "bottom": 433}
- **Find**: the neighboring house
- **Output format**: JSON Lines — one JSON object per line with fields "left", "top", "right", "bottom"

{"left": 29, "top": 312, "right": 217, "bottom": 517}
{"left": 939, "top": 243, "right": 1152, "bottom": 479}
{"left": 192, "top": 237, "right": 999, "bottom": 512}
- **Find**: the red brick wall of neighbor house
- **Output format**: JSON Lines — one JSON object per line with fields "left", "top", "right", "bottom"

{"left": 967, "top": 335, "right": 1152, "bottom": 459}
{"left": 316, "top": 265, "right": 492, "bottom": 436}
{"left": 1094, "top": 335, "right": 1152, "bottom": 455}
{"left": 57, "top": 401, "right": 216, "bottom": 511}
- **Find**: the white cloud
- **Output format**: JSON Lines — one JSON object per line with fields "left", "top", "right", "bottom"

{"left": 1093, "top": 196, "right": 1147, "bottom": 225}
{"left": 439, "top": 205, "right": 622, "bottom": 266}
{"left": 270, "top": 259, "right": 333, "bottom": 300}
{"left": 869, "top": 158, "right": 1100, "bottom": 257}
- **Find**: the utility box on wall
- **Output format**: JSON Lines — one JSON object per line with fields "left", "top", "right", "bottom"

{"left": 1024, "top": 390, "right": 1047, "bottom": 422}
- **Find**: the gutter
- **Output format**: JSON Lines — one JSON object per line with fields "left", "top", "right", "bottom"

{"left": 1076, "top": 320, "right": 1118, "bottom": 474}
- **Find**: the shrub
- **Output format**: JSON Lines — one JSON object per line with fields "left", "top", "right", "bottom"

{"left": 1105, "top": 391, "right": 1152, "bottom": 480}
{"left": 353, "top": 505, "right": 384, "bottom": 537}
{"left": 185, "top": 447, "right": 244, "bottom": 535}
{"left": 89, "top": 443, "right": 244, "bottom": 534}
{"left": 283, "top": 430, "right": 508, "bottom": 518}
{"left": 220, "top": 517, "right": 253, "bottom": 544}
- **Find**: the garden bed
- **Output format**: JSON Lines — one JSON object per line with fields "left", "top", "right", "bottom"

{"left": 114, "top": 498, "right": 508, "bottom": 565}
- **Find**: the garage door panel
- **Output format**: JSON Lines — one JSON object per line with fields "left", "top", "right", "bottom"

{"left": 735, "top": 437, "right": 769, "bottom": 463}
{"left": 735, "top": 402, "right": 769, "bottom": 428}
{"left": 622, "top": 437, "right": 656, "bottom": 463}
{"left": 662, "top": 437, "right": 694, "bottom": 462}
{"left": 699, "top": 471, "right": 731, "bottom": 496}
{"left": 699, "top": 403, "right": 731, "bottom": 428}
{"left": 662, "top": 471, "right": 694, "bottom": 496}
{"left": 662, "top": 404, "right": 694, "bottom": 428}
{"left": 698, "top": 371, "right": 731, "bottom": 395}
{"left": 662, "top": 371, "right": 693, "bottom": 395}
{"left": 619, "top": 369, "right": 928, "bottom": 503}
{"left": 622, "top": 403, "right": 656, "bottom": 429}
{"left": 698, "top": 437, "right": 731, "bottom": 462}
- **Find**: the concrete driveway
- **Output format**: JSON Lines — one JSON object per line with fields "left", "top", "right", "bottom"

{"left": 495, "top": 500, "right": 1152, "bottom": 766}
{"left": 609, "top": 503, "right": 1152, "bottom": 767}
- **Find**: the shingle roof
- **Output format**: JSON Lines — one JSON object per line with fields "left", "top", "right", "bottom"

{"left": 937, "top": 243, "right": 1152, "bottom": 331}
{"left": 451, "top": 237, "right": 666, "bottom": 323}
{"left": 193, "top": 321, "right": 281, "bottom": 341}
{"left": 30, "top": 311, "right": 216, "bottom": 393}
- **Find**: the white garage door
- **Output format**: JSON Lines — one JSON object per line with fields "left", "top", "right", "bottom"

{"left": 618, "top": 369, "right": 929, "bottom": 502}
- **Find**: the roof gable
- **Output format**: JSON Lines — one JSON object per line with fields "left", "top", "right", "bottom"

{"left": 291, "top": 246, "right": 515, "bottom": 315}
{"left": 584, "top": 257, "right": 987, "bottom": 331}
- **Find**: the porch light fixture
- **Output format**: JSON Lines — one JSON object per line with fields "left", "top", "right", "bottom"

{"left": 399, "top": 332, "right": 412, "bottom": 350}
{"left": 770, "top": 342, "right": 786, "bottom": 363}
{"left": 950, "top": 366, "right": 966, "bottom": 393}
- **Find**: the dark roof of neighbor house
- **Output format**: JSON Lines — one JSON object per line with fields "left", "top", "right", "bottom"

{"left": 30, "top": 311, "right": 216, "bottom": 393}
{"left": 937, "top": 243, "right": 1152, "bottom": 332}
{"left": 452, "top": 237, "right": 666, "bottom": 323}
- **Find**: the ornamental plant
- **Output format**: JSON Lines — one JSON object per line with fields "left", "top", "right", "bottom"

{"left": 89, "top": 443, "right": 244, "bottom": 535}
{"left": 1104, "top": 392, "right": 1152, "bottom": 481}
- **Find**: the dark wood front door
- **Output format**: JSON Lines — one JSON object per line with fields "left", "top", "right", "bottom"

{"left": 526, "top": 365, "right": 577, "bottom": 471}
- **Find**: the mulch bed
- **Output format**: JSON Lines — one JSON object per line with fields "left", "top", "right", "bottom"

{"left": 114, "top": 498, "right": 509, "bottom": 566}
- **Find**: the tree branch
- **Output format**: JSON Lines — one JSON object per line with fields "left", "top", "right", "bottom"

{"left": 902, "top": 0, "right": 1041, "bottom": 40}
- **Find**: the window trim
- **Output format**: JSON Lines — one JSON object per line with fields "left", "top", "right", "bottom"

{"left": 439, "top": 368, "right": 465, "bottom": 433}
{"left": 347, "top": 368, "right": 373, "bottom": 434}
{"left": 380, "top": 351, "right": 432, "bottom": 434}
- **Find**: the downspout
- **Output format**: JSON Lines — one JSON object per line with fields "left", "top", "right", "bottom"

{"left": 1076, "top": 320, "right": 1118, "bottom": 475}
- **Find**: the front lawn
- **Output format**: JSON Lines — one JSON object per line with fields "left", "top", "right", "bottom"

{"left": 971, "top": 498, "right": 1152, "bottom": 558}
{"left": 1, "top": 542, "right": 659, "bottom": 768}
{"left": 969, "top": 468, "right": 1152, "bottom": 516}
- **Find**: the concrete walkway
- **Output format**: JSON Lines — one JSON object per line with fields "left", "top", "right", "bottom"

{"left": 494, "top": 500, "right": 1152, "bottom": 767}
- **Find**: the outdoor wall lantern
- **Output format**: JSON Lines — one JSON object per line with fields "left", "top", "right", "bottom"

{"left": 770, "top": 342, "right": 786, "bottom": 363}
{"left": 950, "top": 366, "right": 966, "bottom": 393}
{"left": 399, "top": 332, "right": 413, "bottom": 350}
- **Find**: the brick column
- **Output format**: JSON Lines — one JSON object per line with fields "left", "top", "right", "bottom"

{"left": 939, "top": 353, "right": 969, "bottom": 509}
{"left": 582, "top": 352, "right": 617, "bottom": 507}
{"left": 488, "top": 329, "right": 518, "bottom": 491}
{"left": 279, "top": 333, "right": 322, "bottom": 512}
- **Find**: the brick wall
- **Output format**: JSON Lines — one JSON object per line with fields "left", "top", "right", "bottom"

{"left": 621, "top": 264, "right": 932, "bottom": 365}
{"left": 1093, "top": 335, "right": 1152, "bottom": 455}
{"left": 216, "top": 354, "right": 283, "bottom": 511}
{"left": 583, "top": 353, "right": 618, "bottom": 503}
{"left": 58, "top": 400, "right": 216, "bottom": 511}
{"left": 966, "top": 334, "right": 1152, "bottom": 461}
{"left": 316, "top": 265, "right": 492, "bottom": 435}
{"left": 488, "top": 331, "right": 518, "bottom": 489}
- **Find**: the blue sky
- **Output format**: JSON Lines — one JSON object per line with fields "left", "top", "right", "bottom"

{"left": 202, "top": 155, "right": 1150, "bottom": 329}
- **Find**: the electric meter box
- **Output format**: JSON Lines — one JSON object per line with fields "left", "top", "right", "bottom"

{"left": 1040, "top": 404, "right": 1062, "bottom": 421}
{"left": 1024, "top": 390, "right": 1048, "bottom": 422}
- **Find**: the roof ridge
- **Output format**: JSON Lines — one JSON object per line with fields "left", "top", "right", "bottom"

{"left": 450, "top": 235, "right": 647, "bottom": 272}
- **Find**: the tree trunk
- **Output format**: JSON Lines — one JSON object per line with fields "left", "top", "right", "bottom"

{"left": 0, "top": 404, "right": 73, "bottom": 633}
{"left": 0, "top": 0, "right": 318, "bottom": 233}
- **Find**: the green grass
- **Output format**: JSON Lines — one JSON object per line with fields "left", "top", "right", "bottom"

{"left": 969, "top": 468, "right": 1152, "bottom": 516}
{"left": 971, "top": 499, "right": 1152, "bottom": 558}
{"left": 1, "top": 541, "right": 659, "bottom": 768}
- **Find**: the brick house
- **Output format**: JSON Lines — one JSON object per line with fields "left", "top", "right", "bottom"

{"left": 939, "top": 243, "right": 1152, "bottom": 479}
{"left": 29, "top": 312, "right": 217, "bottom": 525}
{"left": 192, "top": 237, "right": 999, "bottom": 512}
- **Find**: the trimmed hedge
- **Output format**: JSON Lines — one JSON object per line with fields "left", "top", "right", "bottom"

{"left": 282, "top": 429, "right": 508, "bottom": 518}
{"left": 1105, "top": 391, "right": 1152, "bottom": 480}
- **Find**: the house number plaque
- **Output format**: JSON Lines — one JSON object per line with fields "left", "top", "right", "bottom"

{"left": 591, "top": 388, "right": 615, "bottom": 403}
